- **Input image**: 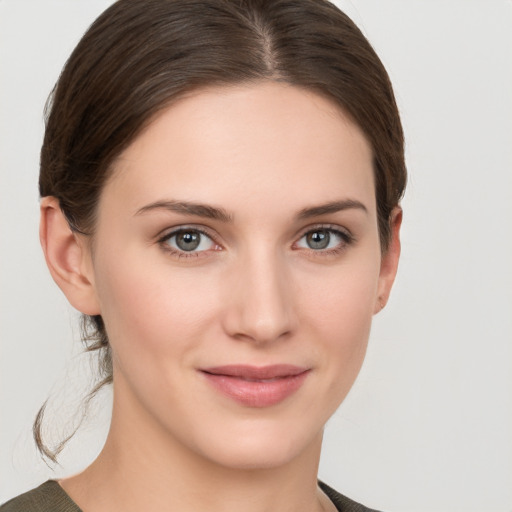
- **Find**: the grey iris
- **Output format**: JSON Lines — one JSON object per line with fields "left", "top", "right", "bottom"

{"left": 307, "top": 230, "right": 330, "bottom": 250}
{"left": 176, "top": 231, "right": 201, "bottom": 251}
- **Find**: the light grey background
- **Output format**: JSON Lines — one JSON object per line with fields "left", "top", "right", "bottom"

{"left": 1, "top": 1, "right": 511, "bottom": 510}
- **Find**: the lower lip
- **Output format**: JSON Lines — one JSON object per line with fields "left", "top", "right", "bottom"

{"left": 201, "top": 371, "right": 310, "bottom": 408}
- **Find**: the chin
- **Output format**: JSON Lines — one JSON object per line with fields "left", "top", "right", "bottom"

{"left": 189, "top": 418, "right": 324, "bottom": 471}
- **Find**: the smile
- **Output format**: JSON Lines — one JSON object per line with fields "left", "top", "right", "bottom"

{"left": 200, "top": 365, "right": 310, "bottom": 408}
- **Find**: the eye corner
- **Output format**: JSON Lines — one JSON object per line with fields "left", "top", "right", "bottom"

{"left": 293, "top": 225, "right": 355, "bottom": 255}
{"left": 157, "top": 226, "right": 222, "bottom": 259}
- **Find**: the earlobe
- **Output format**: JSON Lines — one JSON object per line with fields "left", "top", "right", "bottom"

{"left": 40, "top": 197, "right": 101, "bottom": 315}
{"left": 374, "top": 207, "right": 402, "bottom": 315}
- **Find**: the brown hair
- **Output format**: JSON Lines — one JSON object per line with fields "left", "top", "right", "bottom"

{"left": 36, "top": 0, "right": 406, "bottom": 462}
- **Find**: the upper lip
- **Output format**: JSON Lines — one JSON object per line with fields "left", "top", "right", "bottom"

{"left": 201, "top": 364, "right": 308, "bottom": 380}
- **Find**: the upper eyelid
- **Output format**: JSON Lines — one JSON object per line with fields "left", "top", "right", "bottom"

{"left": 294, "top": 223, "right": 353, "bottom": 240}
{"left": 157, "top": 224, "right": 218, "bottom": 242}
{"left": 157, "top": 227, "right": 220, "bottom": 257}
{"left": 155, "top": 223, "right": 353, "bottom": 248}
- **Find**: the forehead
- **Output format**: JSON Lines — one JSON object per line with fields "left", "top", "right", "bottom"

{"left": 104, "top": 82, "right": 376, "bottom": 217}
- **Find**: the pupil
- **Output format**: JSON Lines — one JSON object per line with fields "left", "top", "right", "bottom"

{"left": 176, "top": 231, "right": 200, "bottom": 251}
{"left": 307, "top": 230, "right": 330, "bottom": 250}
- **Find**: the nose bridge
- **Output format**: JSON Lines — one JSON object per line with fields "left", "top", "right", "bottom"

{"left": 224, "top": 244, "right": 295, "bottom": 344}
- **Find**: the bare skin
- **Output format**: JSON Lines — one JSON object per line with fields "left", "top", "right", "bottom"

{"left": 41, "top": 82, "right": 401, "bottom": 512}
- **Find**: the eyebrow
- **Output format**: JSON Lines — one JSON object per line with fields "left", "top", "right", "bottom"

{"left": 135, "top": 200, "right": 233, "bottom": 223}
{"left": 296, "top": 199, "right": 368, "bottom": 219}
{"left": 135, "top": 198, "right": 367, "bottom": 223}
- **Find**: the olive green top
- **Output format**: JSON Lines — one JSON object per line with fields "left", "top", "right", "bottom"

{"left": 1, "top": 480, "right": 380, "bottom": 512}
{"left": 0, "top": 481, "right": 80, "bottom": 512}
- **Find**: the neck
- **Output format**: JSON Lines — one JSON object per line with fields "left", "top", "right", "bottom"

{"left": 60, "top": 380, "right": 330, "bottom": 512}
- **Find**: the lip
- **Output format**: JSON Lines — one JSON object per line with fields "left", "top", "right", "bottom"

{"left": 200, "top": 365, "right": 310, "bottom": 408}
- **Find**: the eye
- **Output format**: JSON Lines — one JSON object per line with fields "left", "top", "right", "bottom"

{"left": 161, "top": 228, "right": 217, "bottom": 254}
{"left": 295, "top": 227, "right": 352, "bottom": 252}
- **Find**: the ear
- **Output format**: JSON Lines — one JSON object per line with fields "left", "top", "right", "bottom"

{"left": 40, "top": 197, "right": 101, "bottom": 315}
{"left": 374, "top": 207, "right": 402, "bottom": 314}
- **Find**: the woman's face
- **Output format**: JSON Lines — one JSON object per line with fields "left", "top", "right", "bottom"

{"left": 83, "top": 82, "right": 399, "bottom": 469}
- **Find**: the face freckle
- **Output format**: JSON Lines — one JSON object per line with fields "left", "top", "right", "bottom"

{"left": 89, "top": 82, "right": 389, "bottom": 470}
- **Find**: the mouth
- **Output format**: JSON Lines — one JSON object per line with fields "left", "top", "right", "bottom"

{"left": 199, "top": 365, "right": 310, "bottom": 407}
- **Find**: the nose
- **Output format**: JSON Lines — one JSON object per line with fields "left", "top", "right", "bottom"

{"left": 222, "top": 250, "right": 296, "bottom": 345}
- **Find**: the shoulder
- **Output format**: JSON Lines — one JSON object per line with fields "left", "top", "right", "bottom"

{"left": 0, "top": 481, "right": 81, "bottom": 512}
{"left": 319, "top": 481, "right": 383, "bottom": 512}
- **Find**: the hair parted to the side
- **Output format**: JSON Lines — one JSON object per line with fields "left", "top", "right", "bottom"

{"left": 36, "top": 0, "right": 406, "bottom": 463}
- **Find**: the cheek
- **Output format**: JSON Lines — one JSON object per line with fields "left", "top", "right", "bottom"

{"left": 92, "top": 248, "right": 222, "bottom": 362}
{"left": 301, "top": 254, "right": 379, "bottom": 332}
{"left": 298, "top": 254, "right": 380, "bottom": 378}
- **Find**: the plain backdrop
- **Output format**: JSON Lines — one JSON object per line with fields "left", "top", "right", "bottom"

{"left": 1, "top": 1, "right": 511, "bottom": 511}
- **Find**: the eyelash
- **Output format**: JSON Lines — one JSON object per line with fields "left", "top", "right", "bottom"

{"left": 157, "top": 226, "right": 219, "bottom": 259}
{"left": 294, "top": 224, "right": 355, "bottom": 256}
{"left": 157, "top": 224, "right": 355, "bottom": 259}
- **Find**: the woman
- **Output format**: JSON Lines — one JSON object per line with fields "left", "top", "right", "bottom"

{"left": 1, "top": 0, "right": 405, "bottom": 511}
